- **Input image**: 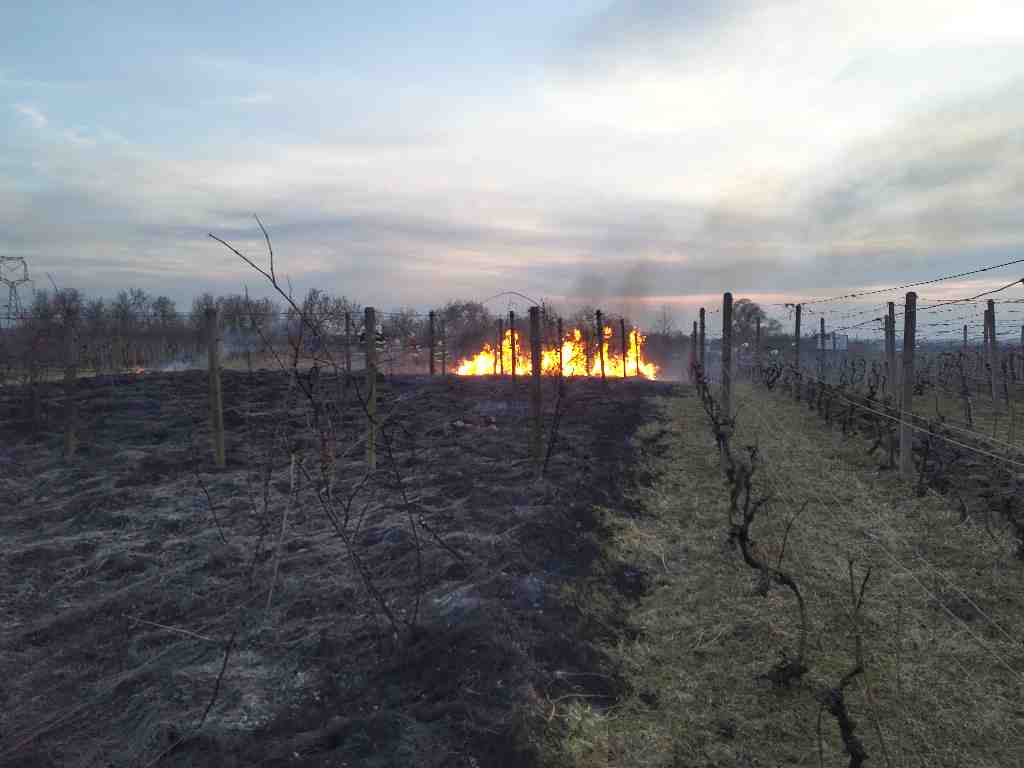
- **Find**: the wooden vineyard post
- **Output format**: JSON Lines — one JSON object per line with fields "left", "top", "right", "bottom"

{"left": 689, "top": 321, "right": 698, "bottom": 382}
{"left": 557, "top": 317, "right": 564, "bottom": 378}
{"left": 633, "top": 328, "right": 640, "bottom": 377}
{"left": 1019, "top": 325, "right": 1024, "bottom": 379}
{"left": 988, "top": 299, "right": 999, "bottom": 403}
{"left": 963, "top": 324, "right": 968, "bottom": 355}
{"left": 440, "top": 319, "right": 447, "bottom": 377}
{"left": 883, "top": 315, "right": 891, "bottom": 372}
{"left": 794, "top": 303, "right": 802, "bottom": 401}
{"left": 819, "top": 317, "right": 826, "bottom": 382}
{"left": 884, "top": 302, "right": 895, "bottom": 395}
{"left": 344, "top": 311, "right": 352, "bottom": 377}
{"left": 595, "top": 310, "right": 606, "bottom": 381}
{"left": 529, "top": 306, "right": 543, "bottom": 467}
{"left": 983, "top": 309, "right": 990, "bottom": 382}
{"left": 620, "top": 318, "right": 628, "bottom": 378}
{"left": 62, "top": 313, "right": 79, "bottom": 461}
{"left": 205, "top": 308, "right": 226, "bottom": 469}
{"left": 428, "top": 310, "right": 436, "bottom": 376}
{"left": 28, "top": 333, "right": 41, "bottom": 430}
{"left": 754, "top": 316, "right": 761, "bottom": 382}
{"left": 698, "top": 308, "right": 706, "bottom": 368}
{"left": 899, "top": 292, "right": 917, "bottom": 479}
{"left": 721, "top": 292, "right": 733, "bottom": 421}
{"left": 509, "top": 311, "right": 516, "bottom": 380}
{"left": 491, "top": 319, "right": 499, "bottom": 376}
{"left": 365, "top": 307, "right": 377, "bottom": 470}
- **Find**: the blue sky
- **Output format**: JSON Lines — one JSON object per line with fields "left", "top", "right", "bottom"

{"left": 4, "top": 0, "right": 1024, "bottom": 330}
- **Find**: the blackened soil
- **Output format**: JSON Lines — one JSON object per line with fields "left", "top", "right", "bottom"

{"left": 0, "top": 371, "right": 675, "bottom": 767}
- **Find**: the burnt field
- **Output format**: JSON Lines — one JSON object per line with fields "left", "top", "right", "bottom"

{"left": 0, "top": 371, "right": 675, "bottom": 767}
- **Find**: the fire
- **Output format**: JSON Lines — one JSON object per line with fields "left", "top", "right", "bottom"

{"left": 456, "top": 327, "right": 658, "bottom": 379}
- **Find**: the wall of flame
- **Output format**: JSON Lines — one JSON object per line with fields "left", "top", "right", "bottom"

{"left": 456, "top": 327, "right": 658, "bottom": 379}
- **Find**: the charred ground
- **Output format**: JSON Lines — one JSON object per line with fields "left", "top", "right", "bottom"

{"left": 0, "top": 370, "right": 673, "bottom": 767}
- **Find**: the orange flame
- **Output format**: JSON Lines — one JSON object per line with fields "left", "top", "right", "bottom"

{"left": 456, "top": 327, "right": 657, "bottom": 379}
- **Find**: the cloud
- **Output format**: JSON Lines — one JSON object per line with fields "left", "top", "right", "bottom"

{"left": 6, "top": 4, "right": 1024, "bottom": 330}
{"left": 236, "top": 92, "right": 273, "bottom": 106}
{"left": 14, "top": 103, "right": 47, "bottom": 128}
{"left": 571, "top": 0, "right": 760, "bottom": 63}
{"left": 8, "top": 74, "right": 1024, "bottom": 323}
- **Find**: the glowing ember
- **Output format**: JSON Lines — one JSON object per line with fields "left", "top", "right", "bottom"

{"left": 456, "top": 327, "right": 658, "bottom": 379}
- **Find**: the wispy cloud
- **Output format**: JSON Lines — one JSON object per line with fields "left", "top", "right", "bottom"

{"left": 236, "top": 92, "right": 273, "bottom": 106}
{"left": 14, "top": 103, "right": 47, "bottom": 128}
{"left": 61, "top": 128, "right": 96, "bottom": 147}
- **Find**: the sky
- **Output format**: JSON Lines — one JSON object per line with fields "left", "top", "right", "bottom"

{"left": 3, "top": 0, "right": 1024, "bottom": 334}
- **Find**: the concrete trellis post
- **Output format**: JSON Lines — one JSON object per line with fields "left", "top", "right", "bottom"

{"left": 595, "top": 310, "right": 606, "bottom": 381}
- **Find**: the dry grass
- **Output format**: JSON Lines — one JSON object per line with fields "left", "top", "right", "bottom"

{"left": 914, "top": 382, "right": 1024, "bottom": 450}
{"left": 552, "top": 383, "right": 1024, "bottom": 767}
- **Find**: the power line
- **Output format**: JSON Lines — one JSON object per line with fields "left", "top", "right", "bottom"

{"left": 794, "top": 257, "right": 1024, "bottom": 305}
